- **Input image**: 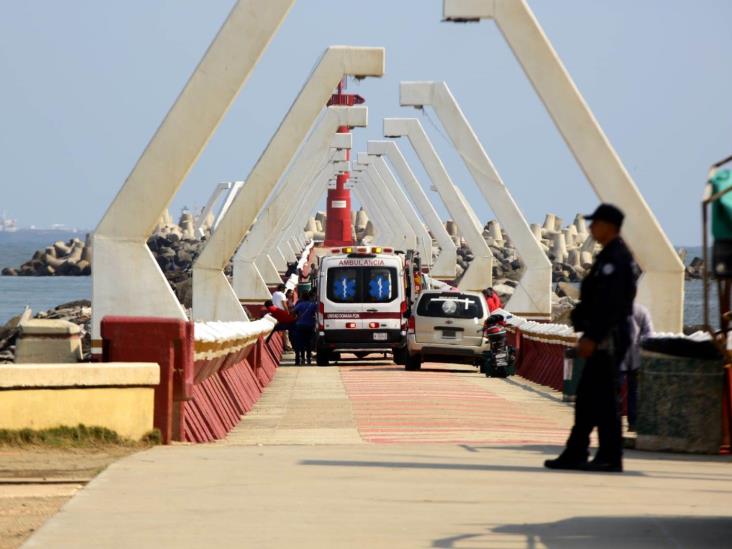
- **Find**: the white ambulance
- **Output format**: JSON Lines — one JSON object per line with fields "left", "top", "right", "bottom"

{"left": 314, "top": 246, "right": 408, "bottom": 365}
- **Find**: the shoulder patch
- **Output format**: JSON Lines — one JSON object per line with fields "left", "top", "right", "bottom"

{"left": 601, "top": 263, "right": 615, "bottom": 275}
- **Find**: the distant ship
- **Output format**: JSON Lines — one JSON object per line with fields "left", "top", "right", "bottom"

{"left": 0, "top": 212, "right": 17, "bottom": 232}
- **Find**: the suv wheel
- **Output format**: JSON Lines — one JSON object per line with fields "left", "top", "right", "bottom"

{"left": 393, "top": 346, "right": 407, "bottom": 365}
{"left": 405, "top": 353, "right": 422, "bottom": 371}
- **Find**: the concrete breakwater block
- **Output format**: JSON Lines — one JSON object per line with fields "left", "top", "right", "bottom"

{"left": 15, "top": 319, "right": 83, "bottom": 364}
{"left": 636, "top": 350, "right": 724, "bottom": 454}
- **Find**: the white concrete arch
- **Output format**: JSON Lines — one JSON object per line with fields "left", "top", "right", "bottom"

{"left": 232, "top": 106, "right": 367, "bottom": 304}
{"left": 400, "top": 81, "right": 552, "bottom": 318}
{"left": 193, "top": 46, "right": 385, "bottom": 322}
{"left": 356, "top": 153, "right": 420, "bottom": 252}
{"left": 384, "top": 118, "right": 493, "bottom": 292}
{"left": 369, "top": 155, "right": 433, "bottom": 263}
{"left": 91, "top": 0, "right": 296, "bottom": 345}
{"left": 442, "top": 0, "right": 684, "bottom": 331}
{"left": 350, "top": 169, "right": 398, "bottom": 246}
{"left": 367, "top": 140, "right": 457, "bottom": 280}
{"left": 265, "top": 138, "right": 352, "bottom": 278}
{"left": 273, "top": 165, "right": 335, "bottom": 258}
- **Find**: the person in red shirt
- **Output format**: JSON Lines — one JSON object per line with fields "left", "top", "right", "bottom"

{"left": 263, "top": 299, "right": 296, "bottom": 348}
{"left": 482, "top": 287, "right": 503, "bottom": 312}
{"left": 264, "top": 299, "right": 296, "bottom": 324}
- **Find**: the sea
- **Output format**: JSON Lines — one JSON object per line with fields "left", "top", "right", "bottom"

{"left": 0, "top": 231, "right": 92, "bottom": 323}
{"left": 0, "top": 230, "right": 719, "bottom": 328}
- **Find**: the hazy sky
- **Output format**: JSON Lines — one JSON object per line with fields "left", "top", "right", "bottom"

{"left": 0, "top": 1, "right": 730, "bottom": 245}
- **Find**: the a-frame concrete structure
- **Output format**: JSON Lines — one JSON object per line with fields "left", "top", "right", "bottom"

{"left": 400, "top": 81, "right": 552, "bottom": 318}
{"left": 232, "top": 106, "right": 367, "bottom": 305}
{"left": 442, "top": 0, "right": 684, "bottom": 331}
{"left": 384, "top": 118, "right": 493, "bottom": 292}
{"left": 192, "top": 46, "right": 385, "bottom": 322}
{"left": 90, "top": 0, "right": 296, "bottom": 349}
{"left": 367, "top": 140, "right": 457, "bottom": 280}
{"left": 369, "top": 154, "right": 433, "bottom": 263}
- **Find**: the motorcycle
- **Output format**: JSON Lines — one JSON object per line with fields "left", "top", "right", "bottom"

{"left": 480, "top": 312, "right": 516, "bottom": 378}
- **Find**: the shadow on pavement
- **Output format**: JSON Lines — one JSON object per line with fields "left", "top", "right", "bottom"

{"left": 500, "top": 377, "right": 566, "bottom": 403}
{"left": 433, "top": 516, "right": 732, "bottom": 548}
{"left": 458, "top": 443, "right": 732, "bottom": 464}
{"left": 299, "top": 459, "right": 644, "bottom": 476}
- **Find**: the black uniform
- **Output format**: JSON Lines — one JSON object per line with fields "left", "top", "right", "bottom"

{"left": 565, "top": 236, "right": 638, "bottom": 465}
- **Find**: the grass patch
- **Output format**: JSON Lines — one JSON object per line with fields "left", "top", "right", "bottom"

{"left": 0, "top": 424, "right": 161, "bottom": 448}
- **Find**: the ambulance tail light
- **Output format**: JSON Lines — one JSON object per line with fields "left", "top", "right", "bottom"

{"left": 368, "top": 322, "right": 379, "bottom": 329}
{"left": 318, "top": 301, "right": 325, "bottom": 330}
{"left": 346, "top": 322, "right": 357, "bottom": 329}
{"left": 407, "top": 315, "right": 415, "bottom": 331}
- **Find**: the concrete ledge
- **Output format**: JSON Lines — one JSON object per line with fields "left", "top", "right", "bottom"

{"left": 0, "top": 363, "right": 160, "bottom": 389}
{"left": 0, "top": 363, "right": 159, "bottom": 439}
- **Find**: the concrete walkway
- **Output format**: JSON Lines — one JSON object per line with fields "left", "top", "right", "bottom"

{"left": 25, "top": 359, "right": 732, "bottom": 548}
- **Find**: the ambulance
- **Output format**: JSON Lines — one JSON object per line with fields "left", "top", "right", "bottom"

{"left": 314, "top": 246, "right": 409, "bottom": 366}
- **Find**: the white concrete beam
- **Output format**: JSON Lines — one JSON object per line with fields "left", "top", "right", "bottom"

{"left": 370, "top": 155, "right": 432, "bottom": 260}
{"left": 193, "top": 46, "right": 385, "bottom": 322}
{"left": 400, "top": 81, "right": 552, "bottom": 318}
{"left": 351, "top": 168, "right": 396, "bottom": 245}
{"left": 442, "top": 0, "right": 683, "bottom": 331}
{"left": 91, "top": 0, "right": 296, "bottom": 344}
{"left": 356, "top": 153, "right": 417, "bottom": 250}
{"left": 384, "top": 118, "right": 492, "bottom": 291}
{"left": 367, "top": 140, "right": 457, "bottom": 279}
{"left": 232, "top": 106, "right": 367, "bottom": 304}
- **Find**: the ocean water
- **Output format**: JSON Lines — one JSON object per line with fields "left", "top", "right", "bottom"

{"left": 0, "top": 231, "right": 91, "bottom": 323}
{"left": 0, "top": 233, "right": 717, "bottom": 327}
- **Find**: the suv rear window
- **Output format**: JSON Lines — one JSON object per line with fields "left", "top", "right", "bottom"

{"left": 416, "top": 293, "right": 484, "bottom": 318}
{"left": 327, "top": 267, "right": 398, "bottom": 304}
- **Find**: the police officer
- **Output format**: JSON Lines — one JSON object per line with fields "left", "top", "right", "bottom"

{"left": 545, "top": 204, "right": 638, "bottom": 473}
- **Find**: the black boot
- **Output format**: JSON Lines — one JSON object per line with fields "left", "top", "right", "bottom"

{"left": 544, "top": 451, "right": 588, "bottom": 471}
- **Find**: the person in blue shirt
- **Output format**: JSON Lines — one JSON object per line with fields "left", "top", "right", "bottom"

{"left": 292, "top": 290, "right": 317, "bottom": 365}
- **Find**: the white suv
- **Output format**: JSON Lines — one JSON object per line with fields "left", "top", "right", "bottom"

{"left": 406, "top": 290, "right": 493, "bottom": 371}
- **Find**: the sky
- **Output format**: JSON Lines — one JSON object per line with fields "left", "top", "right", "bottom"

{"left": 0, "top": 0, "right": 730, "bottom": 245}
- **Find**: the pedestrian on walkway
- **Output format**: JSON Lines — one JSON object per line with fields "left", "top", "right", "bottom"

{"left": 286, "top": 289, "right": 295, "bottom": 311}
{"left": 263, "top": 299, "right": 296, "bottom": 346}
{"left": 621, "top": 303, "right": 653, "bottom": 432}
{"left": 545, "top": 204, "right": 638, "bottom": 473}
{"left": 292, "top": 290, "right": 317, "bottom": 365}
{"left": 272, "top": 283, "right": 289, "bottom": 312}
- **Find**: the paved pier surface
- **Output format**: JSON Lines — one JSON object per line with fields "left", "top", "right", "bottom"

{"left": 26, "top": 359, "right": 732, "bottom": 548}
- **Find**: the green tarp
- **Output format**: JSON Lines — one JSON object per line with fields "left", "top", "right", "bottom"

{"left": 711, "top": 169, "right": 732, "bottom": 240}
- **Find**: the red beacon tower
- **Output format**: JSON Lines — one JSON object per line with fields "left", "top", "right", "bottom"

{"left": 323, "top": 79, "right": 364, "bottom": 247}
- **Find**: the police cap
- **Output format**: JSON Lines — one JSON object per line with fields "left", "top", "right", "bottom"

{"left": 584, "top": 203, "right": 624, "bottom": 228}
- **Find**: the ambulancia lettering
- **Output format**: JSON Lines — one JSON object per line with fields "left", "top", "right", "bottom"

{"left": 336, "top": 258, "right": 386, "bottom": 267}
